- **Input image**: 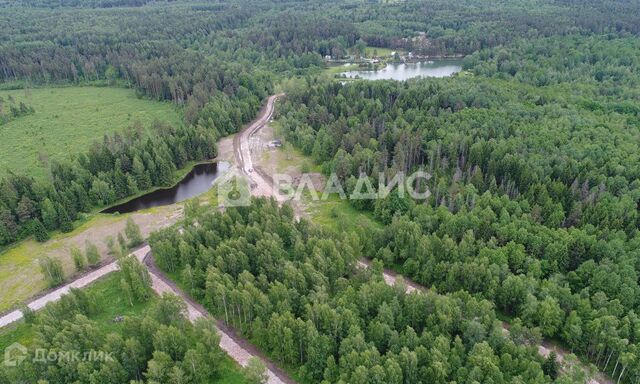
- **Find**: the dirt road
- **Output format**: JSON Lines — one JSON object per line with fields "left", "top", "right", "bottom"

{"left": 356, "top": 258, "right": 610, "bottom": 384}
{"left": 238, "top": 95, "right": 610, "bottom": 384}
{"left": 7, "top": 92, "right": 604, "bottom": 384}
{"left": 0, "top": 96, "right": 296, "bottom": 384}
{"left": 233, "top": 93, "right": 285, "bottom": 199}
{"left": 0, "top": 246, "right": 157, "bottom": 328}
{"left": 0, "top": 245, "right": 291, "bottom": 384}
{"left": 143, "top": 248, "right": 294, "bottom": 384}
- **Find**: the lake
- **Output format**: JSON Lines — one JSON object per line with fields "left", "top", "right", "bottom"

{"left": 342, "top": 59, "right": 463, "bottom": 81}
{"left": 102, "top": 161, "right": 229, "bottom": 214}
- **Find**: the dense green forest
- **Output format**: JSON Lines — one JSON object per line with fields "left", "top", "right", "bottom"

{"left": 1, "top": 0, "right": 640, "bottom": 382}
{"left": 2, "top": 0, "right": 639, "bottom": 246}
{"left": 276, "top": 33, "right": 640, "bottom": 382}
{"left": 0, "top": 1, "right": 272, "bottom": 245}
{"left": 149, "top": 200, "right": 587, "bottom": 383}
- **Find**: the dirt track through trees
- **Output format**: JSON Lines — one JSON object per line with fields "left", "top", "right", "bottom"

{"left": 2, "top": 93, "right": 609, "bottom": 384}
{"left": 1, "top": 96, "right": 295, "bottom": 384}
{"left": 356, "top": 258, "right": 610, "bottom": 384}
{"left": 142, "top": 248, "right": 294, "bottom": 384}
{"left": 242, "top": 94, "right": 610, "bottom": 384}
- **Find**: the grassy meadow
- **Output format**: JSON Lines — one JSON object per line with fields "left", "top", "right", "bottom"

{"left": 0, "top": 214, "right": 121, "bottom": 312}
{"left": 364, "top": 45, "right": 395, "bottom": 57}
{"left": 0, "top": 86, "right": 181, "bottom": 180}
{"left": 0, "top": 201, "right": 181, "bottom": 313}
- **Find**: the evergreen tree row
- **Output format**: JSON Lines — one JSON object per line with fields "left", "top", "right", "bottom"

{"left": 0, "top": 120, "right": 216, "bottom": 246}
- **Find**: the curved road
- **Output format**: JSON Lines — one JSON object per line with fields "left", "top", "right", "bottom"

{"left": 240, "top": 94, "right": 610, "bottom": 384}
{"left": 2, "top": 93, "right": 608, "bottom": 384}
{"left": 0, "top": 96, "right": 294, "bottom": 384}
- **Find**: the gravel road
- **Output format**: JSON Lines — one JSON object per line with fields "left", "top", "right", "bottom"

{"left": 233, "top": 92, "right": 609, "bottom": 384}
{"left": 0, "top": 260, "right": 119, "bottom": 328}
{"left": 356, "top": 258, "right": 610, "bottom": 384}
{"left": 234, "top": 93, "right": 286, "bottom": 200}
{"left": 4, "top": 92, "right": 606, "bottom": 384}
{"left": 143, "top": 248, "right": 293, "bottom": 384}
{"left": 1, "top": 96, "right": 295, "bottom": 384}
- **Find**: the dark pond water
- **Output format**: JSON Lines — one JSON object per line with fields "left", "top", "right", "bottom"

{"left": 343, "top": 59, "right": 463, "bottom": 81}
{"left": 102, "top": 161, "right": 229, "bottom": 214}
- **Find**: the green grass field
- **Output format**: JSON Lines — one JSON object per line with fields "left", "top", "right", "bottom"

{"left": 0, "top": 272, "right": 248, "bottom": 384}
{"left": 0, "top": 214, "right": 120, "bottom": 312}
{"left": 0, "top": 201, "right": 181, "bottom": 313}
{"left": 307, "top": 194, "right": 382, "bottom": 233}
{"left": 323, "top": 63, "right": 359, "bottom": 75}
{"left": 364, "top": 45, "right": 396, "bottom": 57}
{"left": 0, "top": 86, "right": 181, "bottom": 180}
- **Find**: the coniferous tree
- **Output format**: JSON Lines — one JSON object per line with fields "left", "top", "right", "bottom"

{"left": 132, "top": 156, "right": 151, "bottom": 191}
{"left": 57, "top": 204, "right": 73, "bottom": 233}
{"left": 0, "top": 206, "right": 18, "bottom": 245}
{"left": 543, "top": 352, "right": 560, "bottom": 380}
{"left": 31, "top": 218, "right": 49, "bottom": 242}
{"left": 40, "top": 198, "right": 58, "bottom": 230}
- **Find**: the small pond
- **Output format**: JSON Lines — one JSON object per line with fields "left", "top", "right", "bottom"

{"left": 102, "top": 161, "right": 229, "bottom": 214}
{"left": 342, "top": 59, "right": 463, "bottom": 81}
